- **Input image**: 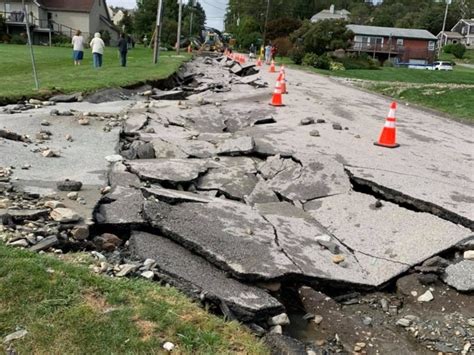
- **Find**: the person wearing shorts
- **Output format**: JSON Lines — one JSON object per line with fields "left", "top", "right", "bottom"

{"left": 72, "top": 30, "right": 84, "bottom": 66}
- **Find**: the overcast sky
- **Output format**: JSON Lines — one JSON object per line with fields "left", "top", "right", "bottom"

{"left": 107, "top": 0, "right": 228, "bottom": 30}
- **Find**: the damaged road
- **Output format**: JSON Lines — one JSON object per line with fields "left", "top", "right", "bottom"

{"left": 1, "top": 54, "right": 473, "bottom": 354}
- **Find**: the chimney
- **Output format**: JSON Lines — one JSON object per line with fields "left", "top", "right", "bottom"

{"left": 330, "top": 4, "right": 335, "bottom": 14}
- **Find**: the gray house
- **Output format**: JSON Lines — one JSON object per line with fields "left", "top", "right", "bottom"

{"left": 311, "top": 4, "right": 350, "bottom": 23}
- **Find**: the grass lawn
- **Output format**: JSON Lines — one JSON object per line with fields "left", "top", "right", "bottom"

{"left": 278, "top": 57, "right": 474, "bottom": 120}
{"left": 439, "top": 48, "right": 474, "bottom": 65}
{"left": 0, "top": 44, "right": 190, "bottom": 103}
{"left": 0, "top": 243, "right": 268, "bottom": 354}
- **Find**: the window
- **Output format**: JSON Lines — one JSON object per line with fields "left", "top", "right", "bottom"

{"left": 397, "top": 39, "right": 404, "bottom": 46}
{"left": 428, "top": 41, "right": 435, "bottom": 51}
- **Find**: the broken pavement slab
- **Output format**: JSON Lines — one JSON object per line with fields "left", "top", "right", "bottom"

{"left": 125, "top": 159, "right": 208, "bottom": 184}
{"left": 217, "top": 136, "right": 255, "bottom": 156}
{"left": 345, "top": 166, "right": 474, "bottom": 230}
{"left": 305, "top": 191, "right": 472, "bottom": 286}
{"left": 443, "top": 260, "right": 474, "bottom": 292}
{"left": 95, "top": 185, "right": 145, "bottom": 226}
{"left": 128, "top": 231, "right": 284, "bottom": 321}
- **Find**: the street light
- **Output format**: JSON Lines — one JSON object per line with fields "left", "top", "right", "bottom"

{"left": 438, "top": 0, "right": 452, "bottom": 57}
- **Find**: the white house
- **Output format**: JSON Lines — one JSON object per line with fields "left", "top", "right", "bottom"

{"left": 311, "top": 4, "right": 350, "bottom": 23}
{"left": 1, "top": 0, "right": 119, "bottom": 43}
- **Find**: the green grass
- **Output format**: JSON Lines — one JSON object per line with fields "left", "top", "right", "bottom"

{"left": 439, "top": 49, "right": 474, "bottom": 65}
{"left": 0, "top": 44, "right": 190, "bottom": 103}
{"left": 0, "top": 243, "right": 268, "bottom": 354}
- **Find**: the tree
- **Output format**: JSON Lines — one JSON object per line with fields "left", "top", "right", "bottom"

{"left": 290, "top": 19, "right": 354, "bottom": 55}
{"left": 119, "top": 10, "right": 134, "bottom": 34}
{"left": 266, "top": 17, "right": 301, "bottom": 40}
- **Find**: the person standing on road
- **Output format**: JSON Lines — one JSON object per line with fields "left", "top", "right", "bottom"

{"left": 90, "top": 32, "right": 105, "bottom": 68}
{"left": 71, "top": 30, "right": 84, "bottom": 66}
{"left": 118, "top": 33, "right": 128, "bottom": 67}
{"left": 264, "top": 43, "right": 272, "bottom": 64}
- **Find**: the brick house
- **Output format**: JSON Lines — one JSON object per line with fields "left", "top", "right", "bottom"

{"left": 0, "top": 0, "right": 119, "bottom": 44}
{"left": 346, "top": 25, "right": 438, "bottom": 65}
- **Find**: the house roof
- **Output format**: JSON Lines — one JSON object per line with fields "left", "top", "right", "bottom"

{"left": 347, "top": 25, "right": 437, "bottom": 40}
{"left": 38, "top": 0, "right": 96, "bottom": 12}
{"left": 440, "top": 31, "right": 464, "bottom": 39}
{"left": 311, "top": 9, "right": 351, "bottom": 22}
{"left": 461, "top": 19, "right": 474, "bottom": 25}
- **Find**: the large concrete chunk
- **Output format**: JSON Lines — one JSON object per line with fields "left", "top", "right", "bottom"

{"left": 95, "top": 186, "right": 145, "bottom": 226}
{"left": 245, "top": 179, "right": 279, "bottom": 206}
{"left": 264, "top": 154, "right": 351, "bottom": 202}
{"left": 256, "top": 202, "right": 372, "bottom": 286}
{"left": 124, "top": 113, "right": 148, "bottom": 134}
{"left": 125, "top": 159, "right": 208, "bottom": 184}
{"left": 151, "top": 138, "right": 189, "bottom": 159}
{"left": 443, "top": 260, "right": 474, "bottom": 292}
{"left": 129, "top": 231, "right": 284, "bottom": 321}
{"left": 305, "top": 191, "right": 472, "bottom": 285}
{"left": 346, "top": 166, "right": 474, "bottom": 230}
{"left": 142, "top": 186, "right": 212, "bottom": 204}
{"left": 143, "top": 198, "right": 299, "bottom": 280}
{"left": 217, "top": 136, "right": 255, "bottom": 156}
{"left": 197, "top": 167, "right": 258, "bottom": 200}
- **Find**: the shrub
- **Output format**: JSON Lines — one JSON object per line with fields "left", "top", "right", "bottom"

{"left": 302, "top": 52, "right": 318, "bottom": 66}
{"left": 272, "top": 37, "right": 292, "bottom": 57}
{"left": 10, "top": 34, "right": 27, "bottom": 45}
{"left": 383, "top": 60, "right": 394, "bottom": 67}
{"left": 330, "top": 61, "right": 345, "bottom": 71}
{"left": 239, "top": 31, "right": 261, "bottom": 51}
{"left": 338, "top": 55, "right": 379, "bottom": 70}
{"left": 52, "top": 34, "right": 71, "bottom": 45}
{"left": 451, "top": 43, "right": 466, "bottom": 59}
{"left": 288, "top": 46, "right": 305, "bottom": 65}
{"left": 314, "top": 53, "right": 330, "bottom": 70}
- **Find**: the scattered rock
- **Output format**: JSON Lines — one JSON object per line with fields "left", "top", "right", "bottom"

{"left": 332, "top": 254, "right": 345, "bottom": 264}
{"left": 116, "top": 264, "right": 138, "bottom": 277}
{"left": 42, "top": 149, "right": 59, "bottom": 158}
{"left": 313, "top": 315, "right": 323, "bottom": 325}
{"left": 105, "top": 155, "right": 124, "bottom": 163}
{"left": 163, "top": 342, "right": 175, "bottom": 352}
{"left": 71, "top": 226, "right": 89, "bottom": 240}
{"left": 464, "top": 250, "right": 474, "bottom": 260}
{"left": 417, "top": 290, "right": 434, "bottom": 303}
{"left": 57, "top": 179, "right": 82, "bottom": 191}
{"left": 78, "top": 117, "right": 90, "bottom": 126}
{"left": 316, "top": 119, "right": 326, "bottom": 123}
{"left": 300, "top": 117, "right": 315, "bottom": 126}
{"left": 44, "top": 200, "right": 65, "bottom": 209}
{"left": 141, "top": 271, "right": 155, "bottom": 280}
{"left": 3, "top": 329, "right": 28, "bottom": 344}
{"left": 396, "top": 318, "right": 411, "bottom": 327}
{"left": 332, "top": 123, "right": 343, "bottom": 130}
{"left": 443, "top": 260, "right": 474, "bottom": 291}
{"left": 67, "top": 192, "right": 78, "bottom": 200}
{"left": 270, "top": 325, "right": 283, "bottom": 334}
{"left": 50, "top": 208, "right": 80, "bottom": 223}
{"left": 268, "top": 313, "right": 290, "bottom": 326}
{"left": 40, "top": 120, "right": 50, "bottom": 126}
{"left": 309, "top": 130, "right": 320, "bottom": 137}
{"left": 93, "top": 233, "right": 122, "bottom": 252}
{"left": 8, "top": 239, "right": 29, "bottom": 248}
{"left": 29, "top": 236, "right": 58, "bottom": 252}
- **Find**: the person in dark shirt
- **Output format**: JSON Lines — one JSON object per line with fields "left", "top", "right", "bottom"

{"left": 118, "top": 33, "right": 128, "bottom": 67}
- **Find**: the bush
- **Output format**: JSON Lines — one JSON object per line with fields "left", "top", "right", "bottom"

{"left": 52, "top": 34, "right": 71, "bottom": 45}
{"left": 337, "top": 55, "right": 379, "bottom": 70}
{"left": 10, "top": 34, "right": 27, "bottom": 45}
{"left": 272, "top": 37, "right": 292, "bottom": 57}
{"left": 288, "top": 46, "right": 305, "bottom": 65}
{"left": 383, "top": 60, "right": 394, "bottom": 67}
{"left": 451, "top": 43, "right": 466, "bottom": 59}
{"left": 239, "top": 31, "right": 261, "bottom": 51}
{"left": 302, "top": 52, "right": 318, "bottom": 66}
{"left": 330, "top": 61, "right": 345, "bottom": 71}
{"left": 314, "top": 53, "right": 330, "bottom": 70}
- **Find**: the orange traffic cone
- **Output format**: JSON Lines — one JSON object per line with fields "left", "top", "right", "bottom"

{"left": 270, "top": 80, "right": 284, "bottom": 107}
{"left": 374, "top": 102, "right": 400, "bottom": 148}
{"left": 269, "top": 59, "right": 276, "bottom": 73}
{"left": 256, "top": 56, "right": 262, "bottom": 66}
{"left": 280, "top": 72, "right": 287, "bottom": 94}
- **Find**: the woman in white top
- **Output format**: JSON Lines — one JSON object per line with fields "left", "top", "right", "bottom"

{"left": 71, "top": 30, "right": 84, "bottom": 66}
{"left": 90, "top": 32, "right": 105, "bottom": 68}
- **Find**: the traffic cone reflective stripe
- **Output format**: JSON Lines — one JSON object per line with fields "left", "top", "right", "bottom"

{"left": 280, "top": 72, "right": 287, "bottom": 94}
{"left": 374, "top": 102, "right": 400, "bottom": 148}
{"left": 269, "top": 60, "right": 276, "bottom": 73}
{"left": 270, "top": 80, "right": 284, "bottom": 107}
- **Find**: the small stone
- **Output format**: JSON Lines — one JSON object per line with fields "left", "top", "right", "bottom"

{"left": 44, "top": 200, "right": 65, "bottom": 209}
{"left": 42, "top": 149, "right": 59, "bottom": 158}
{"left": 71, "top": 226, "right": 89, "bottom": 240}
{"left": 464, "top": 250, "right": 474, "bottom": 260}
{"left": 417, "top": 273, "right": 438, "bottom": 285}
{"left": 50, "top": 109, "right": 59, "bottom": 116}
{"left": 411, "top": 291, "right": 418, "bottom": 297}
{"left": 355, "top": 134, "right": 361, "bottom": 138}
{"left": 50, "top": 208, "right": 80, "bottom": 223}
{"left": 396, "top": 318, "right": 411, "bottom": 327}
{"left": 313, "top": 315, "right": 323, "bottom": 325}
{"left": 300, "top": 117, "right": 315, "bottom": 126}
{"left": 67, "top": 192, "right": 78, "bottom": 200}
{"left": 116, "top": 264, "right": 138, "bottom": 277}
{"left": 332, "top": 254, "right": 345, "bottom": 264}
{"left": 93, "top": 233, "right": 122, "bottom": 252}
{"left": 29, "top": 99, "right": 42, "bottom": 105}
{"left": 144, "top": 127, "right": 155, "bottom": 133}
{"left": 40, "top": 120, "right": 50, "bottom": 126}
{"left": 332, "top": 123, "right": 342, "bottom": 130}
{"left": 362, "top": 316, "right": 373, "bottom": 326}
{"left": 380, "top": 298, "right": 389, "bottom": 312}
{"left": 78, "top": 118, "right": 90, "bottom": 126}
{"left": 105, "top": 155, "right": 123, "bottom": 163}
{"left": 268, "top": 313, "right": 290, "bottom": 326}
{"left": 57, "top": 179, "right": 82, "bottom": 191}
{"left": 141, "top": 271, "right": 154, "bottom": 280}
{"left": 309, "top": 130, "right": 320, "bottom": 137}
{"left": 8, "top": 239, "right": 29, "bottom": 248}
{"left": 101, "top": 186, "right": 112, "bottom": 195}
{"left": 29, "top": 236, "right": 58, "bottom": 252}
{"left": 316, "top": 119, "right": 326, "bottom": 123}
{"left": 356, "top": 342, "right": 366, "bottom": 348}
{"left": 467, "top": 318, "right": 474, "bottom": 327}
{"left": 163, "top": 342, "right": 175, "bottom": 352}
{"left": 269, "top": 325, "right": 282, "bottom": 334}
{"left": 65, "top": 134, "right": 73, "bottom": 142}
{"left": 375, "top": 200, "right": 383, "bottom": 208}
{"left": 417, "top": 290, "right": 434, "bottom": 303}
{"left": 143, "top": 258, "right": 156, "bottom": 270}
{"left": 3, "top": 329, "right": 28, "bottom": 344}
{"left": 302, "top": 313, "right": 315, "bottom": 321}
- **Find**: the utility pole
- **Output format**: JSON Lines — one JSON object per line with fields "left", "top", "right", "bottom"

{"left": 153, "top": 0, "right": 164, "bottom": 64}
{"left": 189, "top": 0, "right": 197, "bottom": 38}
{"left": 176, "top": 0, "right": 183, "bottom": 55}
{"left": 262, "top": 0, "right": 270, "bottom": 46}
{"left": 438, "top": 0, "right": 451, "bottom": 57}
{"left": 22, "top": 0, "right": 39, "bottom": 89}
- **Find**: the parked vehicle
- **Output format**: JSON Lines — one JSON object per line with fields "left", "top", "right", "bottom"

{"left": 431, "top": 61, "right": 454, "bottom": 71}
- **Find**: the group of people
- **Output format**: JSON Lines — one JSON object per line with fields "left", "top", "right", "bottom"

{"left": 71, "top": 30, "right": 129, "bottom": 68}
{"left": 249, "top": 43, "right": 277, "bottom": 64}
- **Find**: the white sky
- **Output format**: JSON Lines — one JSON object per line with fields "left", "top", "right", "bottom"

{"left": 106, "top": 0, "right": 228, "bottom": 30}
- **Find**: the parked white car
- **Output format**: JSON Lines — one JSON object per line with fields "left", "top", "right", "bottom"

{"left": 431, "top": 61, "right": 454, "bottom": 71}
